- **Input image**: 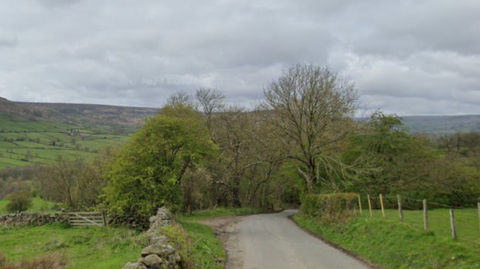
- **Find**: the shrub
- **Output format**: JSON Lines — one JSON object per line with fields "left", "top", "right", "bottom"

{"left": 300, "top": 193, "right": 358, "bottom": 222}
{"left": 6, "top": 191, "right": 33, "bottom": 213}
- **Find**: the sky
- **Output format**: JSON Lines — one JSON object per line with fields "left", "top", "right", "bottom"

{"left": 0, "top": 0, "right": 479, "bottom": 115}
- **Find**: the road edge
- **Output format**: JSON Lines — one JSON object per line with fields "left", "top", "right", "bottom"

{"left": 288, "top": 214, "right": 383, "bottom": 269}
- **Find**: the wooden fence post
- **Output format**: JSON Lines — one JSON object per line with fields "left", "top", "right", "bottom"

{"left": 379, "top": 194, "right": 386, "bottom": 218}
{"left": 477, "top": 202, "right": 480, "bottom": 239}
{"left": 450, "top": 209, "right": 457, "bottom": 240}
{"left": 102, "top": 211, "right": 107, "bottom": 227}
{"left": 423, "top": 199, "right": 428, "bottom": 232}
{"left": 397, "top": 194, "right": 403, "bottom": 222}
{"left": 367, "top": 195, "right": 373, "bottom": 218}
{"left": 358, "top": 194, "right": 363, "bottom": 215}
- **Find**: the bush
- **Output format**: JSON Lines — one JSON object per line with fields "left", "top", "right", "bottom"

{"left": 300, "top": 193, "right": 358, "bottom": 221}
{"left": 6, "top": 191, "right": 33, "bottom": 213}
{"left": 102, "top": 107, "right": 216, "bottom": 227}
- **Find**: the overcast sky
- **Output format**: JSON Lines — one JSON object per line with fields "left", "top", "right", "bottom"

{"left": 0, "top": 0, "right": 479, "bottom": 115}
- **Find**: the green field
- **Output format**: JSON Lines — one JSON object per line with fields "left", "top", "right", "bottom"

{"left": 0, "top": 114, "right": 129, "bottom": 169}
{"left": 0, "top": 197, "right": 60, "bottom": 215}
{"left": 0, "top": 225, "right": 143, "bottom": 269}
{"left": 294, "top": 213, "right": 480, "bottom": 269}
{"left": 367, "top": 208, "right": 480, "bottom": 245}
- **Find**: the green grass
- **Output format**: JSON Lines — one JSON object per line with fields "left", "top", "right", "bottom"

{"left": 178, "top": 221, "right": 225, "bottom": 269}
{"left": 177, "top": 207, "right": 263, "bottom": 222}
{"left": 0, "top": 112, "right": 131, "bottom": 169}
{"left": 0, "top": 224, "right": 144, "bottom": 269}
{"left": 0, "top": 197, "right": 60, "bottom": 215}
{"left": 176, "top": 207, "right": 263, "bottom": 269}
{"left": 368, "top": 208, "right": 480, "bottom": 245}
{"left": 294, "top": 213, "right": 480, "bottom": 269}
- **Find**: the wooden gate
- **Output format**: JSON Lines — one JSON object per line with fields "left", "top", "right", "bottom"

{"left": 68, "top": 212, "right": 106, "bottom": 227}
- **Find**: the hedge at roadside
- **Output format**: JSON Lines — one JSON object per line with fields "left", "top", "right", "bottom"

{"left": 300, "top": 193, "right": 359, "bottom": 220}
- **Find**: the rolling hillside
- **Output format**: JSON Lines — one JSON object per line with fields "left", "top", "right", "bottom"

{"left": 403, "top": 115, "right": 480, "bottom": 134}
{"left": 2, "top": 96, "right": 480, "bottom": 169}
{"left": 0, "top": 114, "right": 128, "bottom": 169}
{"left": 0, "top": 97, "right": 159, "bottom": 133}
{"left": 0, "top": 97, "right": 156, "bottom": 169}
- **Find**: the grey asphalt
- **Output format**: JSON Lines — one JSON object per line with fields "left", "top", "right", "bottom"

{"left": 233, "top": 210, "right": 371, "bottom": 269}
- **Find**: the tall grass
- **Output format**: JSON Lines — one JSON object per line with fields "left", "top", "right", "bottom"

{"left": 0, "top": 252, "right": 68, "bottom": 269}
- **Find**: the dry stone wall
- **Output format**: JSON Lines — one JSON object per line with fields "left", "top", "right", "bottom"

{"left": 0, "top": 212, "right": 68, "bottom": 227}
{"left": 123, "top": 207, "right": 184, "bottom": 269}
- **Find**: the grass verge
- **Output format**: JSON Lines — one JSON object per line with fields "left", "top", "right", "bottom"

{"left": 177, "top": 221, "right": 225, "bottom": 269}
{"left": 293, "top": 214, "right": 480, "bottom": 269}
{"left": 177, "top": 207, "right": 263, "bottom": 269}
{"left": 0, "top": 224, "right": 144, "bottom": 269}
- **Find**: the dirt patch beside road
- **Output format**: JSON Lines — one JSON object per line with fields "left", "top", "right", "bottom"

{"left": 198, "top": 216, "right": 245, "bottom": 269}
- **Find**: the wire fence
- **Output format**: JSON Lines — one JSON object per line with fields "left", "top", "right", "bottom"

{"left": 357, "top": 194, "right": 480, "bottom": 244}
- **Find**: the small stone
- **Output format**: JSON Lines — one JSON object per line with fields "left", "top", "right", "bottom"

{"left": 141, "top": 244, "right": 175, "bottom": 259}
{"left": 143, "top": 254, "right": 164, "bottom": 268}
{"left": 122, "top": 262, "right": 147, "bottom": 269}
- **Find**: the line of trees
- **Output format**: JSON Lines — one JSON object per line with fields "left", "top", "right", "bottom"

{"left": 2, "top": 63, "right": 479, "bottom": 226}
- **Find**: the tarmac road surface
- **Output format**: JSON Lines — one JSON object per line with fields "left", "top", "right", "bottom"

{"left": 229, "top": 210, "right": 371, "bottom": 269}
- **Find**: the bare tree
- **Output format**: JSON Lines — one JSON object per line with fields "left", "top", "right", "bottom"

{"left": 165, "top": 91, "right": 196, "bottom": 109}
{"left": 262, "top": 64, "right": 358, "bottom": 193}
{"left": 196, "top": 88, "right": 225, "bottom": 129}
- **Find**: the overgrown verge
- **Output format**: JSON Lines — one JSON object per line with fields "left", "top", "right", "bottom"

{"left": 0, "top": 252, "right": 68, "bottom": 269}
{"left": 177, "top": 221, "right": 225, "bottom": 269}
{"left": 293, "top": 214, "right": 480, "bottom": 269}
{"left": 176, "top": 207, "right": 263, "bottom": 269}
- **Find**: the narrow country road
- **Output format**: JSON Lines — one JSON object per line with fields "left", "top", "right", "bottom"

{"left": 224, "top": 210, "right": 370, "bottom": 269}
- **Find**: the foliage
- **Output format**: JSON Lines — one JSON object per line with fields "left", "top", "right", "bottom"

{"left": 5, "top": 191, "right": 33, "bottom": 213}
{"left": 300, "top": 193, "right": 358, "bottom": 221}
{"left": 35, "top": 156, "right": 112, "bottom": 211}
{"left": 0, "top": 197, "right": 59, "bottom": 215}
{"left": 262, "top": 64, "right": 358, "bottom": 194}
{"left": 342, "top": 112, "right": 480, "bottom": 207}
{"left": 0, "top": 177, "right": 35, "bottom": 200}
{"left": 177, "top": 207, "right": 264, "bottom": 223}
{"left": 102, "top": 105, "right": 216, "bottom": 225}
{"left": 294, "top": 214, "right": 480, "bottom": 269}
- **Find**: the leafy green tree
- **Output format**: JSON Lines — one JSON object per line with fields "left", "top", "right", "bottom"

{"left": 343, "top": 111, "right": 436, "bottom": 197}
{"left": 6, "top": 191, "right": 33, "bottom": 213}
{"left": 102, "top": 105, "right": 216, "bottom": 225}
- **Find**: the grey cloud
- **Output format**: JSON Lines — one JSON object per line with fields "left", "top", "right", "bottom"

{"left": 0, "top": 0, "right": 478, "bottom": 115}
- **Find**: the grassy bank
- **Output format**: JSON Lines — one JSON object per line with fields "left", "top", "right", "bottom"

{"left": 293, "top": 214, "right": 480, "bottom": 269}
{"left": 370, "top": 208, "right": 479, "bottom": 245}
{"left": 177, "top": 207, "right": 263, "bottom": 269}
{"left": 0, "top": 224, "right": 143, "bottom": 269}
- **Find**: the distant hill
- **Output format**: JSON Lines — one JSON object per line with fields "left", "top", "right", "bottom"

{"left": 0, "top": 97, "right": 159, "bottom": 133}
{"left": 3, "top": 96, "right": 480, "bottom": 135}
{"left": 403, "top": 115, "right": 480, "bottom": 134}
